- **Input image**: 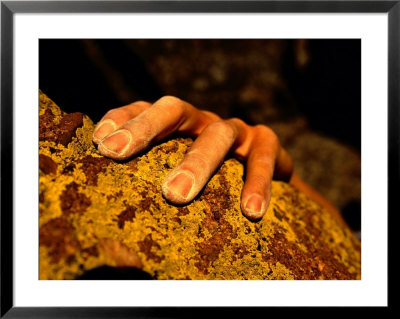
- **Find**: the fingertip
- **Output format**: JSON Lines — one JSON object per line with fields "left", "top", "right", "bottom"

{"left": 93, "top": 119, "right": 117, "bottom": 144}
{"left": 241, "top": 193, "right": 270, "bottom": 221}
{"left": 162, "top": 170, "right": 196, "bottom": 205}
{"left": 97, "top": 129, "right": 133, "bottom": 160}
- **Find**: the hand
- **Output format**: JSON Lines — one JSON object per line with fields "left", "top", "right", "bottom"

{"left": 93, "top": 96, "right": 293, "bottom": 221}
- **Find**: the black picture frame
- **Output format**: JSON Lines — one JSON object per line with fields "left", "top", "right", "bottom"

{"left": 1, "top": 1, "right": 396, "bottom": 317}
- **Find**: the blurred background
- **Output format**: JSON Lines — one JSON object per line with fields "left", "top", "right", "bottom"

{"left": 39, "top": 39, "right": 361, "bottom": 236}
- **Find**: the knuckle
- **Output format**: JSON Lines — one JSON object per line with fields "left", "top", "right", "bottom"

{"left": 229, "top": 117, "right": 246, "bottom": 127}
{"left": 105, "top": 107, "right": 130, "bottom": 119}
{"left": 130, "top": 100, "right": 151, "bottom": 109}
{"left": 254, "top": 124, "right": 280, "bottom": 148}
{"left": 132, "top": 100, "right": 149, "bottom": 106}
{"left": 207, "top": 120, "right": 237, "bottom": 140}
{"left": 158, "top": 95, "right": 182, "bottom": 106}
{"left": 160, "top": 95, "right": 179, "bottom": 101}
{"left": 157, "top": 95, "right": 185, "bottom": 114}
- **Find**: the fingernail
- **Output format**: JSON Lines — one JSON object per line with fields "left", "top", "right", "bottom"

{"left": 100, "top": 129, "right": 132, "bottom": 155}
{"left": 245, "top": 194, "right": 265, "bottom": 218}
{"left": 93, "top": 119, "right": 117, "bottom": 143}
{"left": 165, "top": 171, "right": 194, "bottom": 200}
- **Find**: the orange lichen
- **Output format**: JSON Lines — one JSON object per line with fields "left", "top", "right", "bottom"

{"left": 39, "top": 91, "right": 361, "bottom": 280}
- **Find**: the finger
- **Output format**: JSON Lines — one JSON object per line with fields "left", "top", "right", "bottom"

{"left": 98, "top": 96, "right": 218, "bottom": 160}
{"left": 92, "top": 101, "right": 151, "bottom": 144}
{"left": 240, "top": 125, "right": 280, "bottom": 221}
{"left": 162, "top": 120, "right": 237, "bottom": 204}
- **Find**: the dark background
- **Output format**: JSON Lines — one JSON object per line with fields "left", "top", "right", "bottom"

{"left": 39, "top": 39, "right": 361, "bottom": 233}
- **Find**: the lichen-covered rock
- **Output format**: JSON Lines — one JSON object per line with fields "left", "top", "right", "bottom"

{"left": 39, "top": 91, "right": 361, "bottom": 280}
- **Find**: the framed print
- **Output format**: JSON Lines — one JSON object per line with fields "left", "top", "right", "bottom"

{"left": 1, "top": 0, "right": 397, "bottom": 317}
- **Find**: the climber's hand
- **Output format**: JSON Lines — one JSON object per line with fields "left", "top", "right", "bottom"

{"left": 93, "top": 96, "right": 293, "bottom": 220}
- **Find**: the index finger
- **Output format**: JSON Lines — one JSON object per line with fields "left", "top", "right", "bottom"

{"left": 97, "top": 96, "right": 219, "bottom": 160}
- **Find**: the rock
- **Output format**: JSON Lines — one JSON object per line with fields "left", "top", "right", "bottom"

{"left": 39, "top": 91, "right": 361, "bottom": 280}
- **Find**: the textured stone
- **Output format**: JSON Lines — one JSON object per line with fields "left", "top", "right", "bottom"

{"left": 39, "top": 91, "right": 361, "bottom": 280}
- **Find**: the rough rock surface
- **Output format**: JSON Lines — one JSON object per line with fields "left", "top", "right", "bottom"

{"left": 39, "top": 91, "right": 361, "bottom": 280}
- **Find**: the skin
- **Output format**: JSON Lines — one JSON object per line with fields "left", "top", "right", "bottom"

{"left": 93, "top": 96, "right": 346, "bottom": 225}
